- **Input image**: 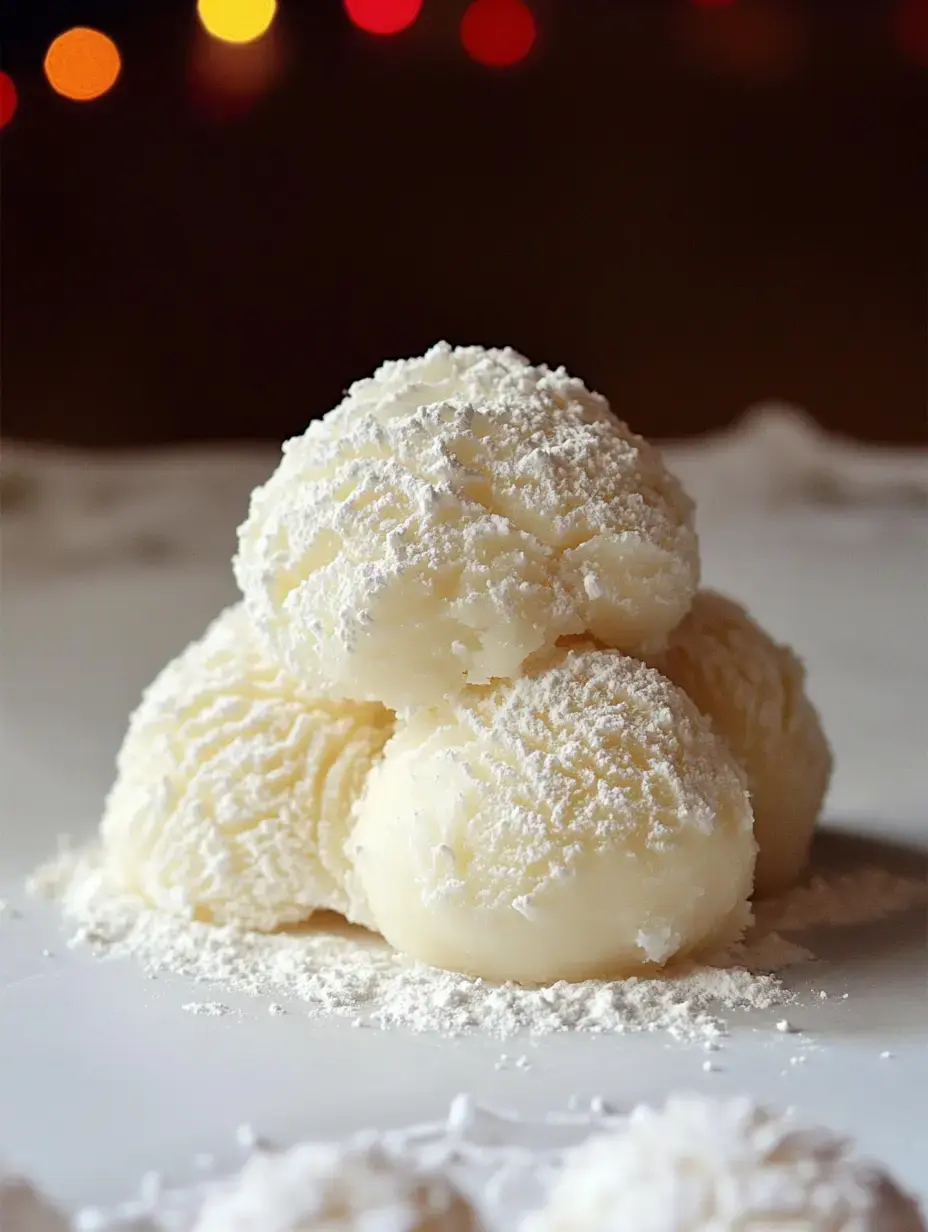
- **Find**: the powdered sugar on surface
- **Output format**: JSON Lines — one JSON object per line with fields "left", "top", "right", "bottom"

{"left": 182, "top": 1002, "right": 233, "bottom": 1018}
{"left": 29, "top": 848, "right": 926, "bottom": 1044}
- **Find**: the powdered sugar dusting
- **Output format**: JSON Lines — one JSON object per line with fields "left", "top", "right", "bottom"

{"left": 755, "top": 867, "right": 928, "bottom": 933}
{"left": 29, "top": 848, "right": 926, "bottom": 1043}
{"left": 348, "top": 645, "right": 756, "bottom": 982}
{"left": 234, "top": 343, "right": 698, "bottom": 711}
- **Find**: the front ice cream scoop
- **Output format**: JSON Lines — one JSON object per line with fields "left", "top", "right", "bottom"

{"left": 349, "top": 645, "right": 755, "bottom": 983}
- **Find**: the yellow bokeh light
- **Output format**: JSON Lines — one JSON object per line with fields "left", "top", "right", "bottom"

{"left": 44, "top": 28, "right": 121, "bottom": 102}
{"left": 197, "top": 0, "right": 278, "bottom": 45}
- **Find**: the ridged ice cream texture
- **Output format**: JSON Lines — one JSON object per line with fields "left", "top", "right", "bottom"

{"left": 522, "top": 1096, "right": 925, "bottom": 1232}
{"left": 101, "top": 604, "right": 393, "bottom": 931}
{"left": 651, "top": 591, "right": 833, "bottom": 898}
{"left": 234, "top": 343, "right": 699, "bottom": 711}
{"left": 350, "top": 645, "right": 756, "bottom": 983}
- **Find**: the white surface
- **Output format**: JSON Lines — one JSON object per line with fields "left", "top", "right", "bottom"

{"left": 1, "top": 413, "right": 927, "bottom": 1218}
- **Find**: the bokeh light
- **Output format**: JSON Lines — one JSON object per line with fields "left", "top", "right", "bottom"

{"left": 197, "top": 0, "right": 277, "bottom": 45}
{"left": 893, "top": 0, "right": 928, "bottom": 65}
{"left": 344, "top": 0, "right": 423, "bottom": 36}
{"left": 0, "top": 73, "right": 18, "bottom": 129}
{"left": 44, "top": 28, "right": 122, "bottom": 102}
{"left": 461, "top": 0, "right": 537, "bottom": 67}
{"left": 190, "top": 24, "right": 284, "bottom": 119}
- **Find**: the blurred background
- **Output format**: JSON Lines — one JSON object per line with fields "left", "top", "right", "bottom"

{"left": 2, "top": 0, "right": 926, "bottom": 446}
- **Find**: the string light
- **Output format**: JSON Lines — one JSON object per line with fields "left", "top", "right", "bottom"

{"left": 343, "top": 0, "right": 423, "bottom": 36}
{"left": 0, "top": 72, "right": 17, "bottom": 129}
{"left": 197, "top": 0, "right": 277, "bottom": 46}
{"left": 44, "top": 28, "right": 121, "bottom": 101}
{"left": 461, "top": 0, "right": 536, "bottom": 67}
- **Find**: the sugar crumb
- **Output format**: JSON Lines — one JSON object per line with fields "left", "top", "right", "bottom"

{"left": 183, "top": 1001, "right": 232, "bottom": 1017}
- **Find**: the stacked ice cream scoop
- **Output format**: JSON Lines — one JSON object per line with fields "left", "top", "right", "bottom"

{"left": 101, "top": 344, "right": 831, "bottom": 982}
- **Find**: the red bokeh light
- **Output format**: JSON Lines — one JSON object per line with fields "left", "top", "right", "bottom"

{"left": 0, "top": 72, "right": 17, "bottom": 130}
{"left": 461, "top": 0, "right": 537, "bottom": 67}
{"left": 893, "top": 0, "right": 928, "bottom": 64}
{"left": 344, "top": 0, "right": 423, "bottom": 36}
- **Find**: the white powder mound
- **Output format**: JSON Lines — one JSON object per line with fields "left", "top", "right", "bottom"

{"left": 651, "top": 591, "right": 833, "bottom": 898}
{"left": 100, "top": 604, "right": 393, "bottom": 932}
{"left": 31, "top": 848, "right": 785, "bottom": 1045}
{"left": 753, "top": 867, "right": 928, "bottom": 933}
{"left": 193, "top": 1141, "right": 476, "bottom": 1232}
{"left": 0, "top": 1167, "right": 69, "bottom": 1232}
{"left": 29, "top": 846, "right": 926, "bottom": 1043}
{"left": 521, "top": 1095, "right": 926, "bottom": 1232}
{"left": 234, "top": 344, "right": 698, "bottom": 711}
{"left": 351, "top": 645, "right": 755, "bottom": 983}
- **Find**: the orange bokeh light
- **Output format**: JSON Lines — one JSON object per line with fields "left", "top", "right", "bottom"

{"left": 0, "top": 72, "right": 18, "bottom": 129}
{"left": 461, "top": 0, "right": 536, "bottom": 67}
{"left": 44, "top": 27, "right": 121, "bottom": 101}
{"left": 344, "top": 0, "right": 423, "bottom": 36}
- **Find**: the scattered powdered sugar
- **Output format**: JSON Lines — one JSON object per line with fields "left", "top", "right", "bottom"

{"left": 28, "top": 846, "right": 926, "bottom": 1043}
{"left": 182, "top": 1002, "right": 232, "bottom": 1018}
{"left": 753, "top": 867, "right": 928, "bottom": 933}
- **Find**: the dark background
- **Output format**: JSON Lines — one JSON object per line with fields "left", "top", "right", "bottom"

{"left": 2, "top": 0, "right": 926, "bottom": 446}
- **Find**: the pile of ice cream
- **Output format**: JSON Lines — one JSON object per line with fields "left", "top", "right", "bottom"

{"left": 101, "top": 344, "right": 832, "bottom": 983}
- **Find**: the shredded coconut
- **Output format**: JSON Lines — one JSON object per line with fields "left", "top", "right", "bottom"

{"left": 194, "top": 1138, "right": 476, "bottom": 1232}
{"left": 28, "top": 849, "right": 926, "bottom": 1043}
{"left": 66, "top": 1097, "right": 928, "bottom": 1232}
{"left": 521, "top": 1095, "right": 926, "bottom": 1232}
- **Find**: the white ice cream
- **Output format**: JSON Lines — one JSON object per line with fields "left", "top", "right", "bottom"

{"left": 652, "top": 590, "right": 832, "bottom": 897}
{"left": 350, "top": 645, "right": 755, "bottom": 983}
{"left": 235, "top": 343, "right": 698, "bottom": 712}
{"left": 101, "top": 604, "right": 393, "bottom": 931}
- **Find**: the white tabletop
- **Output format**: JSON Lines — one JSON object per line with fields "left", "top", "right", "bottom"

{"left": 1, "top": 411, "right": 926, "bottom": 1220}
